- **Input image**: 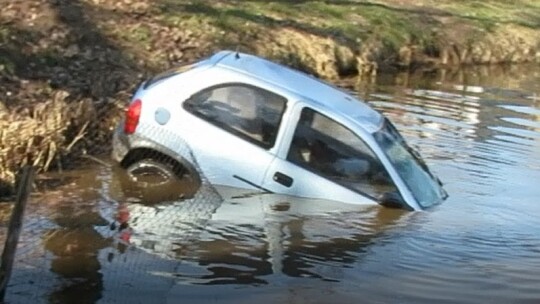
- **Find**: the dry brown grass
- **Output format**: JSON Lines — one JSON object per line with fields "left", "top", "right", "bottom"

{"left": 0, "top": 91, "right": 122, "bottom": 196}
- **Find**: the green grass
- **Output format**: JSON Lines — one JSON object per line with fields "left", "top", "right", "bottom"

{"left": 100, "top": 0, "right": 540, "bottom": 53}
{"left": 438, "top": 0, "right": 540, "bottom": 29}
{"left": 112, "top": 0, "right": 540, "bottom": 71}
{"left": 156, "top": 0, "right": 441, "bottom": 52}
{"left": 129, "top": 25, "right": 152, "bottom": 43}
{"left": 113, "top": 24, "right": 152, "bottom": 48}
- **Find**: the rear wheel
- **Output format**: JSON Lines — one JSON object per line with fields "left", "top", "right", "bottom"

{"left": 118, "top": 156, "right": 199, "bottom": 204}
{"left": 126, "top": 159, "right": 177, "bottom": 186}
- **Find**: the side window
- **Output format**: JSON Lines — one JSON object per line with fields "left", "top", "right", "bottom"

{"left": 184, "top": 84, "right": 287, "bottom": 149}
{"left": 287, "top": 108, "right": 398, "bottom": 200}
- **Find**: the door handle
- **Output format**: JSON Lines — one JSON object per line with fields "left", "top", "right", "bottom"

{"left": 273, "top": 172, "right": 293, "bottom": 187}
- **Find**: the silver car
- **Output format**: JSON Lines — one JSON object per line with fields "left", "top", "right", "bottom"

{"left": 112, "top": 51, "right": 447, "bottom": 211}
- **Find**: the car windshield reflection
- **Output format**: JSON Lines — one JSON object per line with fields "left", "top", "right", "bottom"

{"left": 373, "top": 119, "right": 446, "bottom": 208}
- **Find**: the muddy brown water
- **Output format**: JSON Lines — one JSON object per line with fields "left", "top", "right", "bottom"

{"left": 3, "top": 65, "right": 540, "bottom": 303}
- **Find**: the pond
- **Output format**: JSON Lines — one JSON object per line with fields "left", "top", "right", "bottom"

{"left": 4, "top": 64, "right": 540, "bottom": 303}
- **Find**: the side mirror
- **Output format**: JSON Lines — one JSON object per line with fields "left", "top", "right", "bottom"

{"left": 378, "top": 191, "right": 408, "bottom": 210}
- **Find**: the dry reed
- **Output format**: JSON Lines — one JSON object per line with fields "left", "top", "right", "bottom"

{"left": 0, "top": 90, "right": 122, "bottom": 196}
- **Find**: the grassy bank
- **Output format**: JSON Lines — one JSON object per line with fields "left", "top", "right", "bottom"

{"left": 1, "top": 0, "right": 540, "bottom": 195}
{"left": 154, "top": 0, "right": 540, "bottom": 78}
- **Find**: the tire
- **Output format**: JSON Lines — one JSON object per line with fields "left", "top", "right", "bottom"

{"left": 126, "top": 159, "right": 177, "bottom": 186}
{"left": 117, "top": 158, "right": 198, "bottom": 205}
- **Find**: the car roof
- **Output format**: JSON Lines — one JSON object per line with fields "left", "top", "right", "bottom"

{"left": 204, "top": 51, "right": 383, "bottom": 133}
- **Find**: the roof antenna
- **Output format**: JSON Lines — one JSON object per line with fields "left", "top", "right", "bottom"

{"left": 235, "top": 46, "right": 241, "bottom": 59}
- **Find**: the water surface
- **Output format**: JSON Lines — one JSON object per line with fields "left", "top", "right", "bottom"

{"left": 5, "top": 65, "right": 540, "bottom": 303}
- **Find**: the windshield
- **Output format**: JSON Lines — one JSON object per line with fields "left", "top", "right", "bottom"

{"left": 373, "top": 119, "right": 446, "bottom": 208}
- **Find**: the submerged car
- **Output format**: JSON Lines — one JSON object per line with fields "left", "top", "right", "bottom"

{"left": 112, "top": 51, "right": 447, "bottom": 211}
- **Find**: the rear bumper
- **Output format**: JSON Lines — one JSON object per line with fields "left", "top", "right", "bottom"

{"left": 111, "top": 125, "right": 130, "bottom": 163}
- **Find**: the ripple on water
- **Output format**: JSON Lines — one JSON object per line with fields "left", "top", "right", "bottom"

{"left": 359, "top": 78, "right": 540, "bottom": 301}
{"left": 6, "top": 68, "right": 540, "bottom": 303}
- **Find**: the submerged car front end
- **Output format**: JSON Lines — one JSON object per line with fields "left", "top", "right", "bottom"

{"left": 364, "top": 118, "right": 447, "bottom": 210}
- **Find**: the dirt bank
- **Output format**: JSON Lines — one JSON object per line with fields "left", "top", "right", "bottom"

{"left": 1, "top": 0, "right": 540, "bottom": 195}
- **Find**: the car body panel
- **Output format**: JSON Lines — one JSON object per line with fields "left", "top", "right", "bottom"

{"left": 260, "top": 100, "right": 376, "bottom": 204}
{"left": 159, "top": 67, "right": 298, "bottom": 189}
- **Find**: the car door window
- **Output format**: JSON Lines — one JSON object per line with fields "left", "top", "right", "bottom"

{"left": 287, "top": 107, "right": 398, "bottom": 200}
{"left": 184, "top": 84, "right": 287, "bottom": 149}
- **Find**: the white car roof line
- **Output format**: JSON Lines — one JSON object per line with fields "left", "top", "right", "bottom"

{"left": 209, "top": 51, "right": 383, "bottom": 133}
{"left": 207, "top": 50, "right": 234, "bottom": 67}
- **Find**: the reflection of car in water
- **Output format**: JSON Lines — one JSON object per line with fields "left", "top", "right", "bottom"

{"left": 108, "top": 181, "right": 409, "bottom": 284}
{"left": 108, "top": 163, "right": 223, "bottom": 259}
{"left": 112, "top": 51, "right": 447, "bottom": 211}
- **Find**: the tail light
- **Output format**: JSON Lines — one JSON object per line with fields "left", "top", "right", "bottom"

{"left": 124, "top": 99, "right": 142, "bottom": 134}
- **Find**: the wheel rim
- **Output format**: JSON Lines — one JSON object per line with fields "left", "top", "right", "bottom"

{"left": 127, "top": 162, "right": 173, "bottom": 186}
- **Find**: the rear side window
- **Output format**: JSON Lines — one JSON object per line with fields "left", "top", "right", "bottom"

{"left": 184, "top": 84, "right": 287, "bottom": 149}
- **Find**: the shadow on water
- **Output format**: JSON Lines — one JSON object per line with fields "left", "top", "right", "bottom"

{"left": 44, "top": 228, "right": 108, "bottom": 303}
{"left": 40, "top": 168, "right": 111, "bottom": 303}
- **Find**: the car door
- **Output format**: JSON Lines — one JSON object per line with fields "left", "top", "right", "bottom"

{"left": 179, "top": 83, "right": 288, "bottom": 190}
{"left": 262, "top": 104, "right": 402, "bottom": 206}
